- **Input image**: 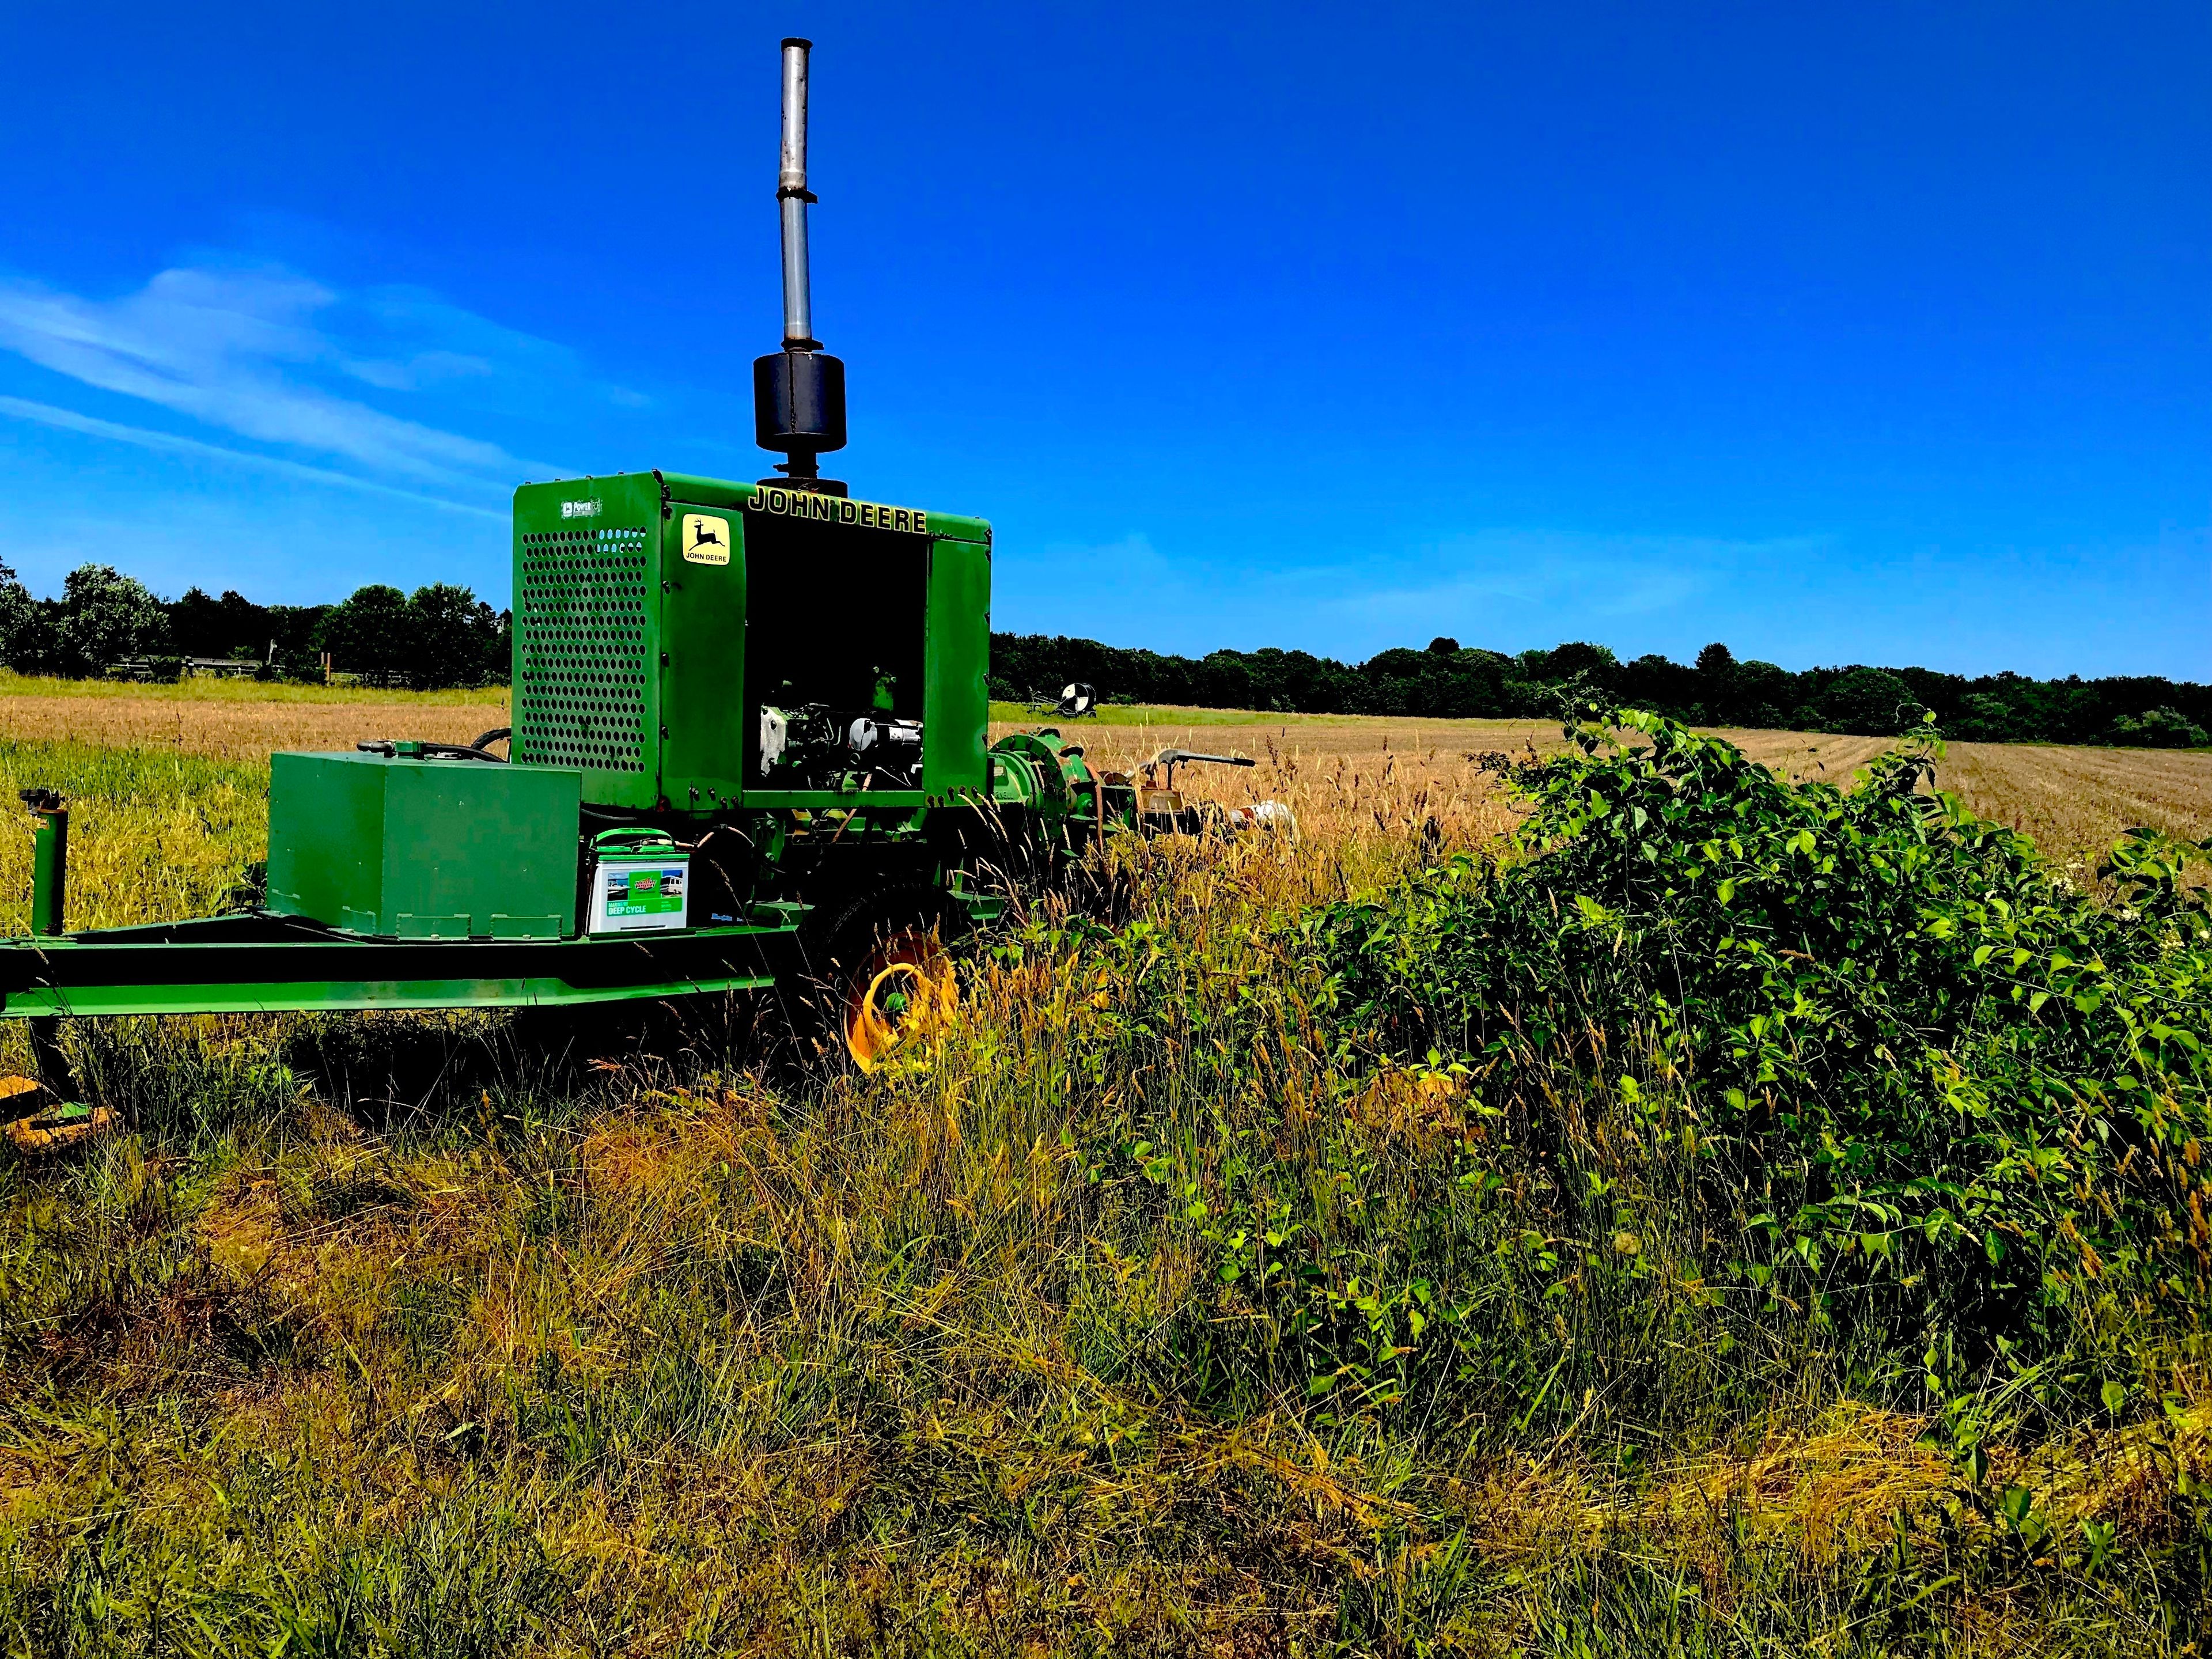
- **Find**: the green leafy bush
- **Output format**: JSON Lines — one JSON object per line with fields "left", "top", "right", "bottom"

{"left": 2109, "top": 706, "right": 2210, "bottom": 749}
{"left": 1310, "top": 708, "right": 2212, "bottom": 1389}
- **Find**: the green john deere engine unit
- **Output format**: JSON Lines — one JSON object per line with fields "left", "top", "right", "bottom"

{"left": 0, "top": 39, "right": 1281, "bottom": 1080}
{"left": 511, "top": 473, "right": 991, "bottom": 816}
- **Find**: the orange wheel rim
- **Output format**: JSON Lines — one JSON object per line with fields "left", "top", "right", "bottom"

{"left": 843, "top": 934, "right": 956, "bottom": 1071}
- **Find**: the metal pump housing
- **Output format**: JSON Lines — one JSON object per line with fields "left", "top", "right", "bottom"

{"left": 0, "top": 37, "right": 1289, "bottom": 1088}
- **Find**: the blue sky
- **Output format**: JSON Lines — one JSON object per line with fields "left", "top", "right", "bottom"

{"left": 1, "top": 2, "right": 2204, "bottom": 677}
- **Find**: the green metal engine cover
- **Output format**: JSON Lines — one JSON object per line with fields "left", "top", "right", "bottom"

{"left": 511, "top": 473, "right": 665, "bottom": 809}
{"left": 266, "top": 753, "right": 584, "bottom": 940}
{"left": 510, "top": 471, "right": 991, "bottom": 812}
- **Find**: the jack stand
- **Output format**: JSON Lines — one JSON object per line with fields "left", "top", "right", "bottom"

{"left": 2, "top": 1017, "right": 111, "bottom": 1156}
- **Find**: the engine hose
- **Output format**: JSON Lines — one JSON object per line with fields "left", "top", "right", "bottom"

{"left": 353, "top": 740, "right": 506, "bottom": 763}
{"left": 419, "top": 743, "right": 505, "bottom": 763}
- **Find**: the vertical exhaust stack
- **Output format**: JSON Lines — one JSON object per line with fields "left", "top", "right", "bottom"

{"left": 754, "top": 36, "right": 848, "bottom": 495}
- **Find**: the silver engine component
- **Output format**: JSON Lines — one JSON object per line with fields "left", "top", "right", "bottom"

{"left": 847, "top": 717, "right": 922, "bottom": 756}
{"left": 760, "top": 705, "right": 790, "bottom": 772}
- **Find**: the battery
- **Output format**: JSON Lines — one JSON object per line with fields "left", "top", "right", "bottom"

{"left": 586, "top": 831, "right": 691, "bottom": 934}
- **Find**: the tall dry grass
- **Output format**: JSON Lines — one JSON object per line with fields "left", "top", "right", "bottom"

{"left": 1039, "top": 714, "right": 2212, "bottom": 870}
{"left": 1, "top": 714, "right": 2207, "bottom": 1653}
{"left": 0, "top": 740, "right": 264, "bottom": 936}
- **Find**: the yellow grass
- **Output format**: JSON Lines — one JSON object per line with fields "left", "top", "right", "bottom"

{"left": 1005, "top": 715, "right": 2212, "bottom": 872}
{"left": 0, "top": 673, "right": 509, "bottom": 763}
{"left": 0, "top": 670, "right": 505, "bottom": 705}
{"left": 3, "top": 691, "right": 2209, "bottom": 1650}
{"left": 1933, "top": 741, "right": 2212, "bottom": 866}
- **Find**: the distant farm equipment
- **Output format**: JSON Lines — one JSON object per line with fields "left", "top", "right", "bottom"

{"left": 1019, "top": 682, "right": 1099, "bottom": 719}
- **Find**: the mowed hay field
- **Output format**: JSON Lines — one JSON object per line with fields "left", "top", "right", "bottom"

{"left": 1001, "top": 707, "right": 2212, "bottom": 872}
{"left": 3, "top": 680, "right": 2212, "bottom": 1653}
{"left": 1, "top": 674, "right": 2202, "bottom": 872}
{"left": 0, "top": 672, "right": 508, "bottom": 762}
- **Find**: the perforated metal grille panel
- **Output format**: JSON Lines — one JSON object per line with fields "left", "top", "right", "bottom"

{"left": 514, "top": 525, "right": 652, "bottom": 774}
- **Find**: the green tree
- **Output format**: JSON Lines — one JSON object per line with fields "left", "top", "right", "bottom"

{"left": 168, "top": 586, "right": 275, "bottom": 662}
{"left": 1693, "top": 641, "right": 1738, "bottom": 720}
{"left": 402, "top": 583, "right": 503, "bottom": 690}
{"left": 1522, "top": 641, "right": 1619, "bottom": 689}
{"left": 2109, "top": 706, "right": 2209, "bottom": 748}
{"left": 1815, "top": 666, "right": 1921, "bottom": 736}
{"left": 0, "top": 562, "right": 43, "bottom": 673}
{"left": 316, "top": 585, "right": 411, "bottom": 683}
{"left": 1731, "top": 660, "right": 1791, "bottom": 728}
{"left": 1951, "top": 692, "right": 2025, "bottom": 742}
{"left": 56, "top": 563, "right": 169, "bottom": 676}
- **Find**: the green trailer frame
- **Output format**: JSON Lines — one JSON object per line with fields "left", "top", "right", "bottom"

{"left": 0, "top": 911, "right": 800, "bottom": 1020}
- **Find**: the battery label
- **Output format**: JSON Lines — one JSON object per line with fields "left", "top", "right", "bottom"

{"left": 604, "top": 865, "right": 685, "bottom": 918}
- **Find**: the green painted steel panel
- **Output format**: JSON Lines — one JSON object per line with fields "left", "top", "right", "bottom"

{"left": 512, "top": 474, "right": 665, "bottom": 809}
{"left": 265, "top": 752, "right": 385, "bottom": 928}
{"left": 658, "top": 493, "right": 749, "bottom": 809}
{"left": 656, "top": 473, "right": 991, "bottom": 545}
{"left": 657, "top": 472, "right": 751, "bottom": 510}
{"left": 267, "top": 753, "right": 583, "bottom": 938}
{"left": 0, "top": 915, "right": 792, "bottom": 1018}
{"left": 924, "top": 536, "right": 992, "bottom": 797}
{"left": 0, "top": 970, "right": 776, "bottom": 1018}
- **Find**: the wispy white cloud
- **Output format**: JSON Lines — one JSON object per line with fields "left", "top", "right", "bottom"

{"left": 1033, "top": 532, "right": 1183, "bottom": 592}
{"left": 0, "top": 395, "right": 504, "bottom": 521}
{"left": 1000, "top": 523, "right": 1841, "bottom": 660}
{"left": 0, "top": 262, "right": 583, "bottom": 495}
{"left": 1319, "top": 528, "right": 1832, "bottom": 632}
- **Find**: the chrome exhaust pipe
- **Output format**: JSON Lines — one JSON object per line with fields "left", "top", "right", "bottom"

{"left": 754, "top": 36, "right": 847, "bottom": 491}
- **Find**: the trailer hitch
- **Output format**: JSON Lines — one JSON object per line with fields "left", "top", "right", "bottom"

{"left": 1140, "top": 748, "right": 1256, "bottom": 792}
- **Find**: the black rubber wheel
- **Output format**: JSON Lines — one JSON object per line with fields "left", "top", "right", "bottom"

{"left": 794, "top": 885, "right": 960, "bottom": 1071}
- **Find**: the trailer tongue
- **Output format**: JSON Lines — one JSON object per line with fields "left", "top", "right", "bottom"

{"left": 0, "top": 911, "right": 791, "bottom": 1020}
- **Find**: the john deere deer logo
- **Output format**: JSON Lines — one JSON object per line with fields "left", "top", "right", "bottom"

{"left": 681, "top": 513, "right": 732, "bottom": 565}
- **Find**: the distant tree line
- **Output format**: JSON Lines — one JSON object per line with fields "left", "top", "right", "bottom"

{"left": 0, "top": 562, "right": 510, "bottom": 689}
{"left": 991, "top": 634, "right": 2212, "bottom": 747}
{"left": 0, "top": 556, "right": 2192, "bottom": 743}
